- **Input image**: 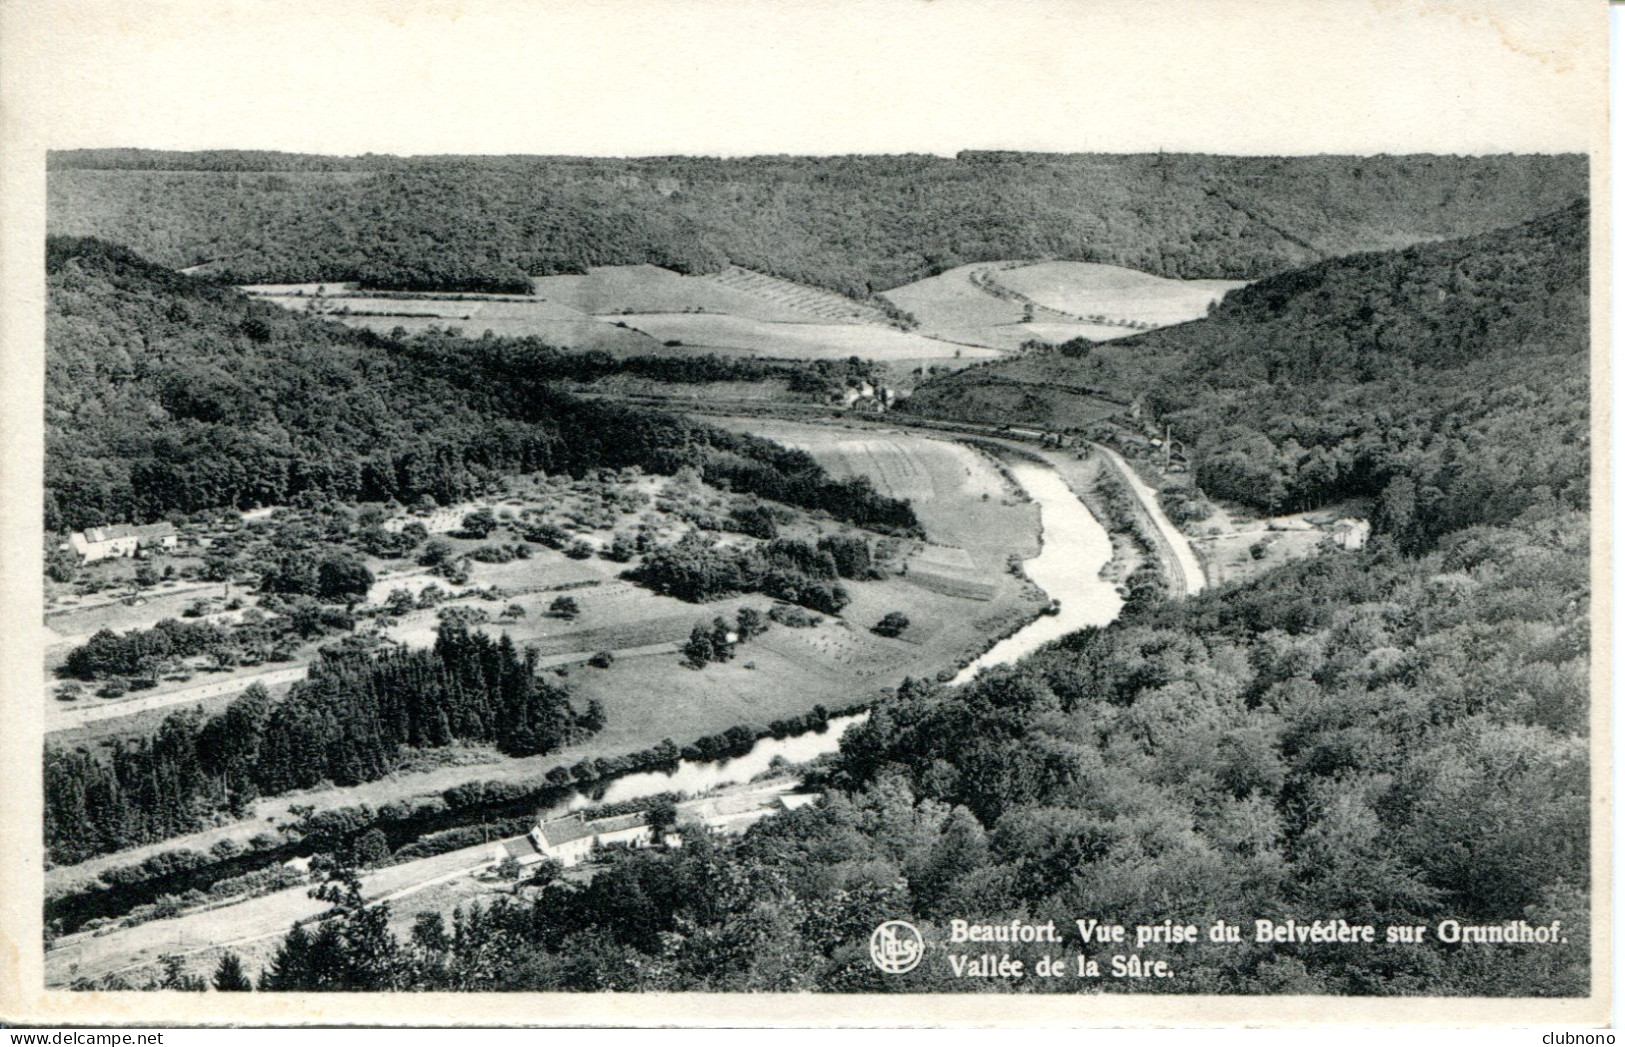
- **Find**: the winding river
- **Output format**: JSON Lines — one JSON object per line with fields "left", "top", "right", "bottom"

{"left": 949, "top": 459, "right": 1121, "bottom": 684}
{"left": 545, "top": 450, "right": 1123, "bottom": 812}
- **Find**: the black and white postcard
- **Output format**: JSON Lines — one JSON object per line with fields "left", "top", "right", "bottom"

{"left": 0, "top": 0, "right": 1609, "bottom": 1028}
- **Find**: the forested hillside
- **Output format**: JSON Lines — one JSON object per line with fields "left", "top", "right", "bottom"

{"left": 908, "top": 200, "right": 1590, "bottom": 549}
{"left": 44, "top": 238, "right": 917, "bottom": 536}
{"left": 224, "top": 201, "right": 1593, "bottom": 996}
{"left": 48, "top": 151, "right": 1584, "bottom": 296}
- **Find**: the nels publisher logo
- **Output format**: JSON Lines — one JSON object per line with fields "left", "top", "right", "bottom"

{"left": 870, "top": 919, "right": 925, "bottom": 974}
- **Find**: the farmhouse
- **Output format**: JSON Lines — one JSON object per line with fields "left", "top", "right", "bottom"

{"left": 511, "top": 811, "right": 658, "bottom": 868}
{"left": 69, "top": 522, "right": 179, "bottom": 563}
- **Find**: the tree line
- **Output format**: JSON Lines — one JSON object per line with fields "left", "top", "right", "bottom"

{"left": 629, "top": 534, "right": 880, "bottom": 611}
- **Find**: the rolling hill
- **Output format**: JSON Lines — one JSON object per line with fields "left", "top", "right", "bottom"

{"left": 43, "top": 237, "right": 919, "bottom": 537}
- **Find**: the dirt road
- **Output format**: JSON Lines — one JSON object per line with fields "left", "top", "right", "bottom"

{"left": 1093, "top": 445, "right": 1205, "bottom": 595}
{"left": 45, "top": 841, "right": 502, "bottom": 987}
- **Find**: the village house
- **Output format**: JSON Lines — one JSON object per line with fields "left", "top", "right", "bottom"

{"left": 494, "top": 811, "right": 658, "bottom": 868}
{"left": 494, "top": 788, "right": 827, "bottom": 869}
{"left": 69, "top": 522, "right": 179, "bottom": 563}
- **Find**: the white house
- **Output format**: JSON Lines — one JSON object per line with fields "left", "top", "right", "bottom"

{"left": 521, "top": 811, "right": 657, "bottom": 868}
{"left": 69, "top": 522, "right": 179, "bottom": 563}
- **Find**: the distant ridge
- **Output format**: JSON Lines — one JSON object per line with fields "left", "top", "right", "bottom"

{"left": 48, "top": 151, "right": 1584, "bottom": 297}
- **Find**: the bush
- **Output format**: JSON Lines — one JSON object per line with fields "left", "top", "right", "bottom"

{"left": 588, "top": 650, "right": 614, "bottom": 669}
{"left": 418, "top": 538, "right": 456, "bottom": 567}
{"left": 768, "top": 604, "right": 820, "bottom": 628}
{"left": 872, "top": 611, "right": 911, "bottom": 638}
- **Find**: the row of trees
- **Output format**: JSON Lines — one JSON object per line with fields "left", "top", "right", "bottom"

{"left": 629, "top": 534, "right": 866, "bottom": 612}
{"left": 45, "top": 626, "right": 594, "bottom": 865}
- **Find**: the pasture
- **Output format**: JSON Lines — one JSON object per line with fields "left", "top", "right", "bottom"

{"left": 533, "top": 264, "right": 836, "bottom": 324}
{"left": 246, "top": 266, "right": 1003, "bottom": 361}
{"left": 994, "top": 261, "right": 1246, "bottom": 328}
{"left": 881, "top": 262, "right": 1027, "bottom": 331}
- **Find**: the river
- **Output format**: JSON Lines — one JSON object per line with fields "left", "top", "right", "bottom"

{"left": 949, "top": 459, "right": 1122, "bottom": 684}
{"left": 545, "top": 453, "right": 1121, "bottom": 813}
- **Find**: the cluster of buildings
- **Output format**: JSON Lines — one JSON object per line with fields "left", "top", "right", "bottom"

{"left": 839, "top": 381, "right": 896, "bottom": 412}
{"left": 494, "top": 790, "right": 821, "bottom": 870}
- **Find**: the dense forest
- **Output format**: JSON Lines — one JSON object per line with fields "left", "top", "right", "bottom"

{"left": 44, "top": 238, "right": 917, "bottom": 536}
{"left": 45, "top": 626, "right": 592, "bottom": 865}
{"left": 909, "top": 200, "right": 1589, "bottom": 551}
{"left": 48, "top": 151, "right": 1584, "bottom": 296}
{"left": 216, "top": 199, "right": 1593, "bottom": 995}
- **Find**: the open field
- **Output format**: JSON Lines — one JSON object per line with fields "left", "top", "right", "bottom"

{"left": 606, "top": 313, "right": 1001, "bottom": 362}
{"left": 881, "top": 262, "right": 1026, "bottom": 331}
{"left": 883, "top": 260, "right": 1246, "bottom": 342}
{"left": 534, "top": 264, "right": 837, "bottom": 323}
{"left": 701, "top": 266, "right": 894, "bottom": 325}
{"left": 993, "top": 262, "right": 1246, "bottom": 327}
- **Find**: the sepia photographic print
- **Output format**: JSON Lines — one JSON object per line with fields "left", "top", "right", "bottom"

{"left": 0, "top": 0, "right": 1611, "bottom": 1028}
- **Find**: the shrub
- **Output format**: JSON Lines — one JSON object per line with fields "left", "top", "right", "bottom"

{"left": 768, "top": 603, "right": 820, "bottom": 628}
{"left": 872, "top": 611, "right": 911, "bottom": 638}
